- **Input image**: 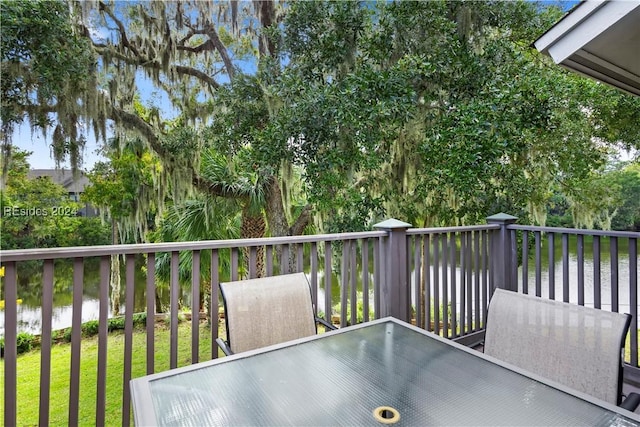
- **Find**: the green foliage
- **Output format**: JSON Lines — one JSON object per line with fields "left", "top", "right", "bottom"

{"left": 609, "top": 164, "right": 640, "bottom": 231}
{"left": 81, "top": 320, "right": 100, "bottom": 337}
{"left": 16, "top": 332, "right": 34, "bottom": 354}
{"left": 69, "top": 0, "right": 640, "bottom": 237}
{"left": 269, "top": 0, "right": 640, "bottom": 228}
{"left": 63, "top": 327, "right": 73, "bottom": 343}
{"left": 333, "top": 295, "right": 375, "bottom": 325}
{"left": 107, "top": 317, "right": 125, "bottom": 332}
{"left": 551, "top": 160, "right": 640, "bottom": 231}
{"left": 133, "top": 313, "right": 147, "bottom": 327}
{"left": 83, "top": 137, "right": 160, "bottom": 243}
{"left": 1, "top": 0, "right": 100, "bottom": 170}
{"left": 0, "top": 146, "right": 111, "bottom": 250}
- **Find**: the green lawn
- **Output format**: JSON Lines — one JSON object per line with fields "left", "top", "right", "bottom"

{"left": 1, "top": 321, "right": 223, "bottom": 426}
{"left": 2, "top": 321, "right": 637, "bottom": 426}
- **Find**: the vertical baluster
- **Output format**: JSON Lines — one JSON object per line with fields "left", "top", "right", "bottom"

{"left": 577, "top": 235, "right": 585, "bottom": 306}
{"left": 535, "top": 231, "right": 542, "bottom": 297}
{"left": 170, "top": 251, "right": 179, "bottom": 369}
{"left": 629, "top": 237, "right": 638, "bottom": 366}
{"left": 310, "top": 243, "right": 319, "bottom": 315}
{"left": 266, "top": 246, "right": 274, "bottom": 276}
{"left": 249, "top": 246, "right": 257, "bottom": 278}
{"left": 211, "top": 250, "right": 220, "bottom": 359}
{"left": 449, "top": 233, "right": 456, "bottom": 338}
{"left": 482, "top": 231, "right": 489, "bottom": 324}
{"left": 442, "top": 234, "right": 449, "bottom": 336}
{"left": 362, "top": 239, "right": 370, "bottom": 323}
{"left": 146, "top": 253, "right": 155, "bottom": 374}
{"left": 413, "top": 236, "right": 422, "bottom": 328}
{"left": 297, "top": 243, "right": 304, "bottom": 273}
{"left": 424, "top": 234, "right": 432, "bottom": 331}
{"left": 474, "top": 231, "right": 480, "bottom": 331}
{"left": 231, "top": 248, "right": 239, "bottom": 280}
{"left": 69, "top": 258, "right": 84, "bottom": 426}
{"left": 122, "top": 255, "right": 135, "bottom": 426}
{"left": 373, "top": 237, "right": 381, "bottom": 319}
{"left": 433, "top": 234, "right": 440, "bottom": 335}
{"left": 39, "top": 260, "right": 54, "bottom": 427}
{"left": 3, "top": 261, "right": 17, "bottom": 426}
{"left": 593, "top": 236, "right": 602, "bottom": 309}
{"left": 341, "top": 240, "right": 349, "bottom": 327}
{"left": 610, "top": 237, "right": 619, "bottom": 312}
{"left": 192, "top": 250, "right": 200, "bottom": 364}
{"left": 96, "top": 256, "right": 110, "bottom": 425}
{"left": 548, "top": 233, "right": 555, "bottom": 300}
{"left": 510, "top": 229, "right": 518, "bottom": 290}
{"left": 522, "top": 232, "right": 529, "bottom": 294}
{"left": 466, "top": 232, "right": 473, "bottom": 333}
{"left": 562, "top": 234, "right": 570, "bottom": 303}
{"left": 350, "top": 240, "right": 357, "bottom": 325}
{"left": 281, "top": 244, "right": 290, "bottom": 275}
{"left": 459, "top": 233, "right": 466, "bottom": 335}
{"left": 324, "top": 242, "right": 333, "bottom": 323}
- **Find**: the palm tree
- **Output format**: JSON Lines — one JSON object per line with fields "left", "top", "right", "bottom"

{"left": 153, "top": 146, "right": 268, "bottom": 322}
{"left": 198, "top": 147, "right": 268, "bottom": 276}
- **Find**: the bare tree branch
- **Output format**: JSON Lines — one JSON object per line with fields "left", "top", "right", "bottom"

{"left": 204, "top": 23, "right": 235, "bottom": 80}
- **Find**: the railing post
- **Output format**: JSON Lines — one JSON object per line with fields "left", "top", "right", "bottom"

{"left": 487, "top": 213, "right": 518, "bottom": 293}
{"left": 374, "top": 218, "right": 412, "bottom": 322}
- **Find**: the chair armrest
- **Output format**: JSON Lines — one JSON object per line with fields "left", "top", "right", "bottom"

{"left": 216, "top": 337, "right": 234, "bottom": 356}
{"left": 620, "top": 392, "right": 640, "bottom": 412}
{"left": 315, "top": 316, "right": 337, "bottom": 330}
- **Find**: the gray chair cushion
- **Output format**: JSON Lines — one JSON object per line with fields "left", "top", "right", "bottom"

{"left": 484, "top": 289, "right": 630, "bottom": 405}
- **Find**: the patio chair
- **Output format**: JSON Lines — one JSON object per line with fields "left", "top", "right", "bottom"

{"left": 216, "top": 272, "right": 336, "bottom": 355}
{"left": 484, "top": 289, "right": 640, "bottom": 411}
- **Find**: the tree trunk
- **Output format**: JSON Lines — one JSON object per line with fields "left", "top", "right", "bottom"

{"left": 240, "top": 205, "right": 266, "bottom": 277}
{"left": 110, "top": 219, "right": 121, "bottom": 315}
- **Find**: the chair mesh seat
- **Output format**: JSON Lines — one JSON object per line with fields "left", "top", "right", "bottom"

{"left": 221, "top": 273, "right": 318, "bottom": 354}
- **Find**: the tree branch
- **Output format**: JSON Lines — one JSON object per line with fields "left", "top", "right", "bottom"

{"left": 108, "top": 105, "right": 168, "bottom": 158}
{"left": 289, "top": 204, "right": 313, "bottom": 236}
{"left": 93, "top": 46, "right": 220, "bottom": 89}
{"left": 204, "top": 23, "right": 235, "bottom": 80}
{"left": 98, "top": 1, "right": 140, "bottom": 57}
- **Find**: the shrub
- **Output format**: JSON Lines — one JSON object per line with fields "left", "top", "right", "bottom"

{"left": 63, "top": 327, "right": 73, "bottom": 343}
{"left": 81, "top": 320, "right": 100, "bottom": 337}
{"left": 108, "top": 317, "right": 125, "bottom": 332}
{"left": 16, "top": 332, "right": 34, "bottom": 354}
{"left": 132, "top": 312, "right": 147, "bottom": 328}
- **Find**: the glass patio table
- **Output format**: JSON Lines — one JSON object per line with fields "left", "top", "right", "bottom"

{"left": 130, "top": 317, "right": 640, "bottom": 426}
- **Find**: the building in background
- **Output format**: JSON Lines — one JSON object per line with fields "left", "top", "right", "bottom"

{"left": 27, "top": 169, "right": 97, "bottom": 217}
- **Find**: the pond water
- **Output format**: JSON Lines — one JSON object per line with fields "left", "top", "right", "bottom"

{"left": 0, "top": 257, "right": 348, "bottom": 336}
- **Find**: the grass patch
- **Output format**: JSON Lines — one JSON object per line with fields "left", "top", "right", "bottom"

{"left": 1, "top": 320, "right": 224, "bottom": 426}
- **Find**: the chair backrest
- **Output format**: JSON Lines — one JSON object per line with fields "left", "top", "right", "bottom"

{"left": 220, "top": 272, "right": 317, "bottom": 354}
{"left": 484, "top": 289, "right": 631, "bottom": 405}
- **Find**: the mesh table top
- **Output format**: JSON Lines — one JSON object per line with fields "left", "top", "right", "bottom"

{"left": 131, "top": 318, "right": 639, "bottom": 426}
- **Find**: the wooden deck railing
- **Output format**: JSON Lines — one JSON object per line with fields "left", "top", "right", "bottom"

{"left": 1, "top": 214, "right": 638, "bottom": 426}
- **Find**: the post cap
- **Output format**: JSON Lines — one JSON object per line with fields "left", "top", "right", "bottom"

{"left": 486, "top": 213, "right": 518, "bottom": 223}
{"left": 373, "top": 218, "right": 412, "bottom": 230}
